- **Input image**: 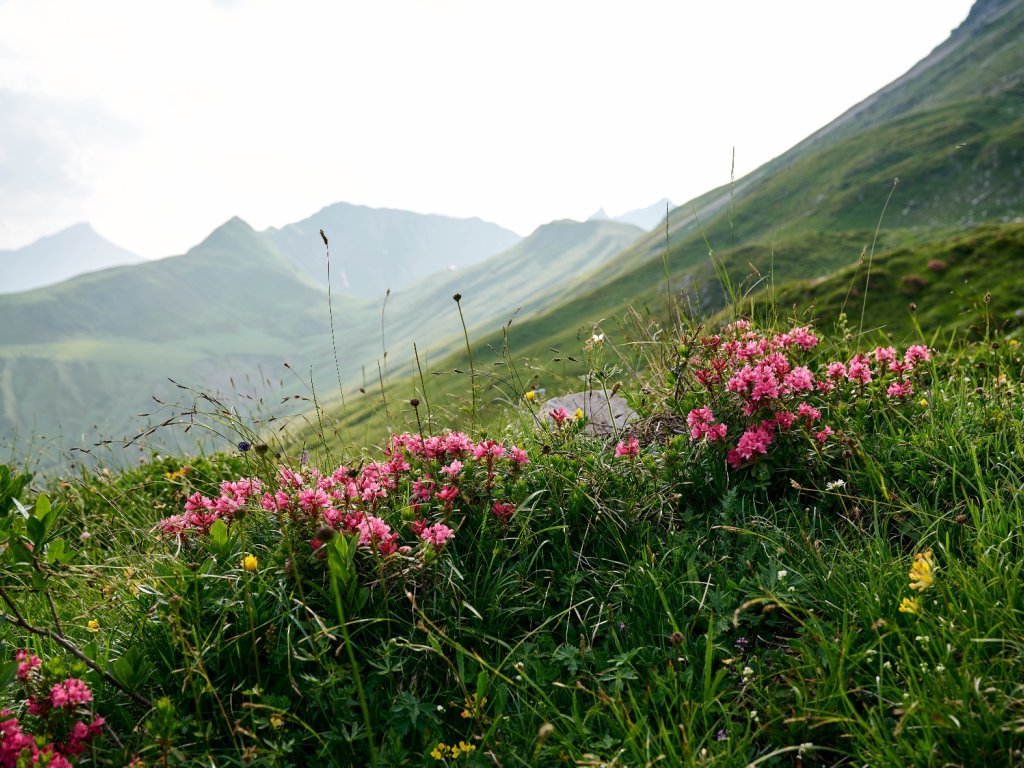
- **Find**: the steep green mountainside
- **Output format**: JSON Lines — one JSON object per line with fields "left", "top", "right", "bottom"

{"left": 566, "top": 0, "right": 1023, "bottom": 304}
{"left": 764, "top": 222, "right": 1024, "bottom": 341}
{"left": 442, "top": 0, "right": 1023, "bottom": 371}
{"left": 356, "top": 220, "right": 643, "bottom": 371}
{"left": 300, "top": 0, "right": 1024, "bottom": 453}
{"left": 0, "top": 223, "right": 142, "bottom": 294}
{"left": 264, "top": 201, "right": 522, "bottom": 298}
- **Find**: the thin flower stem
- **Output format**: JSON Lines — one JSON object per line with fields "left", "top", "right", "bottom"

{"left": 453, "top": 294, "right": 477, "bottom": 429}
{"left": 0, "top": 586, "right": 153, "bottom": 710}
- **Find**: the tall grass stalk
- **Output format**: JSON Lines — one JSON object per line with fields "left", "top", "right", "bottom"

{"left": 858, "top": 177, "right": 899, "bottom": 335}
{"left": 453, "top": 293, "right": 478, "bottom": 429}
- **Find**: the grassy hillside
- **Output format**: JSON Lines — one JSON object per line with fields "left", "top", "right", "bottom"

{"left": 763, "top": 221, "right": 1024, "bottom": 342}
{"left": 542, "top": 0, "right": 1024, "bottom": 332}
{"left": 4, "top": 313, "right": 1024, "bottom": 765}
{"left": 289, "top": 218, "right": 1024, "bottom": 468}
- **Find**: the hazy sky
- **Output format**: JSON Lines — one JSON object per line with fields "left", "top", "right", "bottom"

{"left": 0, "top": 0, "right": 974, "bottom": 259}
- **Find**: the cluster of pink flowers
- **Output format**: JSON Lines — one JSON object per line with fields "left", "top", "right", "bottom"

{"left": 687, "top": 407, "right": 728, "bottom": 442}
{"left": 615, "top": 438, "right": 640, "bottom": 458}
{"left": 15, "top": 650, "right": 40, "bottom": 682}
{"left": 684, "top": 321, "right": 930, "bottom": 470}
{"left": 0, "top": 714, "right": 73, "bottom": 768}
{"left": 158, "top": 477, "right": 264, "bottom": 536}
{"left": 33, "top": 679, "right": 92, "bottom": 714}
{"left": 158, "top": 431, "right": 530, "bottom": 557}
{"left": 2, "top": 653, "right": 104, "bottom": 767}
{"left": 548, "top": 408, "right": 571, "bottom": 426}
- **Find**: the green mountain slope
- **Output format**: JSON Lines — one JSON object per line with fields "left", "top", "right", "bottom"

{"left": 362, "top": 219, "right": 643, "bottom": 366}
{"left": 448, "top": 0, "right": 1024, "bottom": 371}
{"left": 0, "top": 219, "right": 351, "bottom": 462}
{"left": 264, "top": 202, "right": 522, "bottom": 298}
{"left": 564, "top": 0, "right": 1023, "bottom": 307}
{"left": 300, "top": 0, "right": 1024, "bottom": 453}
{"left": 764, "top": 222, "right": 1024, "bottom": 342}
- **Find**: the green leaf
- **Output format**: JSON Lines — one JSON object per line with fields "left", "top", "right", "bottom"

{"left": 33, "top": 493, "right": 50, "bottom": 521}
{"left": 26, "top": 516, "right": 44, "bottom": 547}
{"left": 46, "top": 539, "right": 72, "bottom": 565}
{"left": 112, "top": 646, "right": 152, "bottom": 691}
{"left": 0, "top": 660, "right": 19, "bottom": 688}
{"left": 0, "top": 466, "right": 31, "bottom": 518}
{"left": 209, "top": 518, "right": 228, "bottom": 548}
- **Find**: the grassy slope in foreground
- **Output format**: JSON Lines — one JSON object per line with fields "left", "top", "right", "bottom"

{"left": 12, "top": 314, "right": 1024, "bottom": 766}
{"left": 295, "top": 221, "right": 1024, "bottom": 462}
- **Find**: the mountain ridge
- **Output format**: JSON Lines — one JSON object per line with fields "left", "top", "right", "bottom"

{"left": 0, "top": 222, "right": 142, "bottom": 294}
{"left": 263, "top": 201, "right": 522, "bottom": 298}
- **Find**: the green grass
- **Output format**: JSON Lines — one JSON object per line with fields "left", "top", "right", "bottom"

{"left": 4, "top": 297, "right": 1024, "bottom": 765}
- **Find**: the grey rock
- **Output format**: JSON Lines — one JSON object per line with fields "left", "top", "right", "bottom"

{"left": 540, "top": 390, "right": 637, "bottom": 436}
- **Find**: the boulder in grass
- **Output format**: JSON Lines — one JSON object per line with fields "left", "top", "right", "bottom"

{"left": 539, "top": 390, "right": 637, "bottom": 436}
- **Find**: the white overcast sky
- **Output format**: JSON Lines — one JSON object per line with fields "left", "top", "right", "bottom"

{"left": 0, "top": 0, "right": 974, "bottom": 259}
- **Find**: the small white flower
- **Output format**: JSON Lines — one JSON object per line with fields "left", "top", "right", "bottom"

{"left": 777, "top": 570, "right": 788, "bottom": 580}
{"left": 742, "top": 666, "right": 754, "bottom": 678}
{"left": 935, "top": 664, "right": 946, "bottom": 672}
{"left": 825, "top": 479, "right": 847, "bottom": 491}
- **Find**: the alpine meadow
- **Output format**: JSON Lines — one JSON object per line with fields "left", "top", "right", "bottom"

{"left": 1, "top": 1, "right": 1024, "bottom": 766}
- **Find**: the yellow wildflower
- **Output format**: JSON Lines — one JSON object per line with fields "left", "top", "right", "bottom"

{"left": 453, "top": 741, "right": 476, "bottom": 757}
{"left": 898, "top": 597, "right": 923, "bottom": 615}
{"left": 573, "top": 408, "right": 585, "bottom": 421}
{"left": 242, "top": 554, "right": 259, "bottom": 573}
{"left": 87, "top": 619, "right": 100, "bottom": 633}
{"left": 908, "top": 549, "right": 934, "bottom": 591}
{"left": 269, "top": 713, "right": 285, "bottom": 729}
{"left": 460, "top": 692, "right": 487, "bottom": 719}
{"left": 1009, "top": 339, "right": 1019, "bottom": 347}
{"left": 524, "top": 390, "right": 536, "bottom": 402}
{"left": 918, "top": 398, "right": 929, "bottom": 408}
{"left": 430, "top": 743, "right": 449, "bottom": 760}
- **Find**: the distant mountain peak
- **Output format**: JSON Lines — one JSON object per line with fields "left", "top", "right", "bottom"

{"left": 587, "top": 208, "right": 610, "bottom": 221}
{"left": 0, "top": 222, "right": 141, "bottom": 294}
{"left": 265, "top": 202, "right": 522, "bottom": 298}
{"left": 597, "top": 199, "right": 675, "bottom": 232}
